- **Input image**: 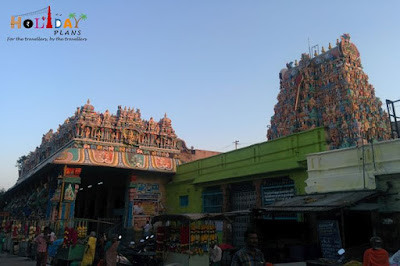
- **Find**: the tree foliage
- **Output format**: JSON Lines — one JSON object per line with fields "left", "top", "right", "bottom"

{"left": 0, "top": 188, "right": 5, "bottom": 211}
{"left": 15, "top": 155, "right": 27, "bottom": 170}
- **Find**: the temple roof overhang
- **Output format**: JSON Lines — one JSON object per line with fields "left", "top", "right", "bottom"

{"left": 53, "top": 146, "right": 180, "bottom": 173}
{"left": 14, "top": 101, "right": 193, "bottom": 189}
{"left": 15, "top": 138, "right": 182, "bottom": 186}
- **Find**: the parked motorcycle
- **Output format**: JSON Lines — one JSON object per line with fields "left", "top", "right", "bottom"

{"left": 117, "top": 235, "right": 134, "bottom": 266}
{"left": 119, "top": 235, "right": 161, "bottom": 265}
{"left": 306, "top": 249, "right": 362, "bottom": 266}
{"left": 117, "top": 253, "right": 134, "bottom": 266}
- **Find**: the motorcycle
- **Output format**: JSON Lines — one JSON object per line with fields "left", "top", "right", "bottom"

{"left": 306, "top": 249, "right": 362, "bottom": 266}
{"left": 117, "top": 235, "right": 134, "bottom": 266}
{"left": 119, "top": 235, "right": 161, "bottom": 265}
{"left": 117, "top": 253, "right": 134, "bottom": 266}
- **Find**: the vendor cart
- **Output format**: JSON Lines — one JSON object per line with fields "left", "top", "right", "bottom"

{"left": 151, "top": 213, "right": 228, "bottom": 266}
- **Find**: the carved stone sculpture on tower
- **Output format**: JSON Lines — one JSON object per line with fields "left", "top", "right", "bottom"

{"left": 267, "top": 34, "right": 391, "bottom": 149}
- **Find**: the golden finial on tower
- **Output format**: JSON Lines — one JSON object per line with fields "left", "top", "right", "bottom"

{"left": 321, "top": 46, "right": 325, "bottom": 53}
{"left": 328, "top": 42, "right": 332, "bottom": 49}
{"left": 295, "top": 60, "right": 298, "bottom": 66}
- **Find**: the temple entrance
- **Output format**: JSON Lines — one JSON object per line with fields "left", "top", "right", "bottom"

{"left": 75, "top": 167, "right": 129, "bottom": 221}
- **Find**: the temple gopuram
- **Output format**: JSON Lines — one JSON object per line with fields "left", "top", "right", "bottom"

{"left": 267, "top": 34, "right": 391, "bottom": 149}
{"left": 4, "top": 100, "right": 218, "bottom": 230}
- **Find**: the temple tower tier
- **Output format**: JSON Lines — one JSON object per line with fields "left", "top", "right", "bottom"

{"left": 267, "top": 33, "right": 391, "bottom": 149}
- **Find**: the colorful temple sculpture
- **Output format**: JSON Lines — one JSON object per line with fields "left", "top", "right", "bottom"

{"left": 267, "top": 34, "right": 391, "bottom": 149}
{"left": 5, "top": 100, "right": 218, "bottom": 230}
{"left": 18, "top": 100, "right": 189, "bottom": 180}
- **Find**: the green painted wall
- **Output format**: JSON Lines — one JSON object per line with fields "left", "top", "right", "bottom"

{"left": 166, "top": 127, "right": 328, "bottom": 214}
{"left": 290, "top": 169, "right": 309, "bottom": 195}
{"left": 166, "top": 181, "right": 202, "bottom": 214}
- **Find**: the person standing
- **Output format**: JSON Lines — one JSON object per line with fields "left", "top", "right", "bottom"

{"left": 93, "top": 232, "right": 106, "bottom": 266}
{"left": 133, "top": 222, "right": 142, "bottom": 244}
{"left": 34, "top": 226, "right": 51, "bottom": 266}
{"left": 105, "top": 234, "right": 120, "bottom": 266}
{"left": 0, "top": 227, "right": 5, "bottom": 254}
{"left": 363, "top": 236, "right": 389, "bottom": 266}
{"left": 231, "top": 229, "right": 265, "bottom": 266}
{"left": 81, "top": 231, "right": 97, "bottom": 266}
{"left": 209, "top": 241, "right": 222, "bottom": 266}
{"left": 47, "top": 231, "right": 59, "bottom": 265}
{"left": 143, "top": 221, "right": 152, "bottom": 238}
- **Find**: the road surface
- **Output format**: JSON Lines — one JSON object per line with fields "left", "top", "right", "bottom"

{"left": 0, "top": 252, "right": 36, "bottom": 265}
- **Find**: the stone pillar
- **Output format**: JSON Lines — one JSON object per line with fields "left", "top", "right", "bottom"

{"left": 221, "top": 184, "right": 230, "bottom": 212}
{"left": 221, "top": 184, "right": 231, "bottom": 244}
{"left": 125, "top": 175, "right": 137, "bottom": 228}
{"left": 50, "top": 167, "right": 81, "bottom": 224}
{"left": 60, "top": 181, "right": 81, "bottom": 220}
{"left": 68, "top": 184, "right": 80, "bottom": 219}
{"left": 253, "top": 179, "right": 263, "bottom": 208}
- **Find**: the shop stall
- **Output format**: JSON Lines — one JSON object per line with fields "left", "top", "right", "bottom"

{"left": 0, "top": 216, "right": 117, "bottom": 266}
{"left": 1, "top": 218, "right": 47, "bottom": 257}
{"left": 152, "top": 213, "right": 227, "bottom": 266}
{"left": 53, "top": 218, "right": 115, "bottom": 264}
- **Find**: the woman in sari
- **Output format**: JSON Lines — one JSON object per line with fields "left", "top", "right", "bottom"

{"left": 81, "top": 231, "right": 97, "bottom": 266}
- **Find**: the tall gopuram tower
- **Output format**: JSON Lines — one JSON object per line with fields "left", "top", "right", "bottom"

{"left": 267, "top": 34, "right": 391, "bottom": 149}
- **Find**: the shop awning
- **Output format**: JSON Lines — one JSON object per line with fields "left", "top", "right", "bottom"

{"left": 223, "top": 210, "right": 252, "bottom": 217}
{"left": 152, "top": 213, "right": 229, "bottom": 224}
{"left": 253, "top": 190, "right": 380, "bottom": 214}
{"left": 152, "top": 210, "right": 254, "bottom": 224}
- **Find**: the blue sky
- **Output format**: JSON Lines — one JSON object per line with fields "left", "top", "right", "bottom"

{"left": 1, "top": 1, "right": 399, "bottom": 189}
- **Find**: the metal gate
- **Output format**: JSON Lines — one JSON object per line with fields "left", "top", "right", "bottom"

{"left": 262, "top": 177, "right": 296, "bottom": 220}
{"left": 230, "top": 183, "right": 256, "bottom": 247}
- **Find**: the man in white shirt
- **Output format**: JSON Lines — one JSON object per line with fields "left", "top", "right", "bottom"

{"left": 143, "top": 221, "right": 152, "bottom": 237}
{"left": 209, "top": 241, "right": 222, "bottom": 266}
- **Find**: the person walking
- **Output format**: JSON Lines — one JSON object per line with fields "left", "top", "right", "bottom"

{"left": 363, "top": 236, "right": 389, "bottom": 266}
{"left": 231, "top": 229, "right": 266, "bottom": 266}
{"left": 105, "top": 234, "right": 120, "bottom": 266}
{"left": 34, "top": 226, "right": 51, "bottom": 266}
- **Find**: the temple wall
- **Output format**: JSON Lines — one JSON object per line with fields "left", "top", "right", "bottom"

{"left": 126, "top": 173, "right": 172, "bottom": 227}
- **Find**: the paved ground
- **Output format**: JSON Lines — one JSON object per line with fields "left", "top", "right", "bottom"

{"left": 0, "top": 252, "right": 308, "bottom": 266}
{"left": 275, "top": 263, "right": 306, "bottom": 266}
{"left": 0, "top": 252, "right": 36, "bottom": 265}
